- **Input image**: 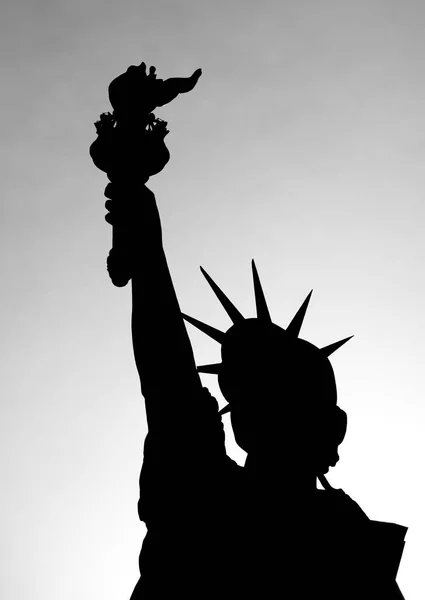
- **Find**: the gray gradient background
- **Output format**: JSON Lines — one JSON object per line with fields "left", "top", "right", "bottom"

{"left": 2, "top": 0, "right": 424, "bottom": 598}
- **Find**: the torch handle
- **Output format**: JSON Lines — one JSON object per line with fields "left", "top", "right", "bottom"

{"left": 107, "top": 223, "right": 132, "bottom": 287}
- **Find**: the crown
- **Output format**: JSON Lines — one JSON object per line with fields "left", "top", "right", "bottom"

{"left": 183, "top": 260, "right": 352, "bottom": 415}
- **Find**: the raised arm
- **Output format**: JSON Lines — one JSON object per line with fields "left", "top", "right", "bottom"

{"left": 94, "top": 61, "right": 224, "bottom": 441}
{"left": 104, "top": 181, "right": 203, "bottom": 431}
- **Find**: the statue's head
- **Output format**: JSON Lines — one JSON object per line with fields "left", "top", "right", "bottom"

{"left": 183, "top": 262, "right": 350, "bottom": 475}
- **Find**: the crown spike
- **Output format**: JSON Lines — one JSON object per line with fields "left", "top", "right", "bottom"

{"left": 197, "top": 363, "right": 222, "bottom": 374}
{"left": 200, "top": 267, "right": 244, "bottom": 324}
{"left": 286, "top": 290, "right": 313, "bottom": 337}
{"left": 182, "top": 313, "right": 225, "bottom": 343}
{"left": 320, "top": 335, "right": 353, "bottom": 357}
{"left": 251, "top": 260, "right": 272, "bottom": 322}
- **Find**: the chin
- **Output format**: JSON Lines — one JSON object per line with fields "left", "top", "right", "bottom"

{"left": 317, "top": 465, "right": 330, "bottom": 475}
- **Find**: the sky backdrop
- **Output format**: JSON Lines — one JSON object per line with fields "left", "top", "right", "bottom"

{"left": 2, "top": 0, "right": 425, "bottom": 598}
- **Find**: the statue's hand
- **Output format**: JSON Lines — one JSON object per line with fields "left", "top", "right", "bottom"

{"left": 104, "top": 182, "right": 162, "bottom": 248}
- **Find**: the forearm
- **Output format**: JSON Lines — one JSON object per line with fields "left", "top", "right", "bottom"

{"left": 131, "top": 240, "right": 202, "bottom": 428}
{"left": 105, "top": 181, "right": 202, "bottom": 427}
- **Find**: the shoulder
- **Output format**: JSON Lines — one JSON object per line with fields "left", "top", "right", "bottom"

{"left": 141, "top": 386, "right": 230, "bottom": 470}
{"left": 316, "top": 488, "right": 369, "bottom": 522}
{"left": 316, "top": 488, "right": 407, "bottom": 583}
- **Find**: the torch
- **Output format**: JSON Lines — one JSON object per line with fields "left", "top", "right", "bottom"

{"left": 89, "top": 61, "right": 202, "bottom": 287}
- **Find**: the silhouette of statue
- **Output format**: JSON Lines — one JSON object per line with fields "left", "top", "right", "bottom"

{"left": 90, "top": 62, "right": 407, "bottom": 599}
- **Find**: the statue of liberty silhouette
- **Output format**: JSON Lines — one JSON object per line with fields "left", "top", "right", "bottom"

{"left": 91, "top": 61, "right": 407, "bottom": 599}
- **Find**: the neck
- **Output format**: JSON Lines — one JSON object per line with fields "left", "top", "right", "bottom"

{"left": 244, "top": 452, "right": 318, "bottom": 495}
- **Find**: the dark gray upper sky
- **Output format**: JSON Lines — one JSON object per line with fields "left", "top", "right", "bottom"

{"left": 2, "top": 1, "right": 424, "bottom": 598}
